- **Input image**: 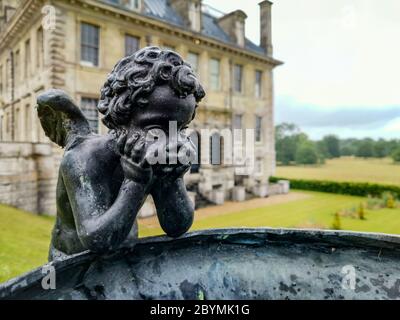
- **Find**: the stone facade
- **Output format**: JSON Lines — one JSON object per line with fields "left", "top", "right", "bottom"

{"left": 0, "top": 142, "right": 57, "bottom": 214}
{"left": 0, "top": 0, "right": 283, "bottom": 215}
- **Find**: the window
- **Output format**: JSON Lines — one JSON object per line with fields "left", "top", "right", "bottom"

{"left": 124, "top": 0, "right": 140, "bottom": 10}
{"left": 0, "top": 112, "right": 3, "bottom": 141}
{"left": 255, "top": 159, "right": 264, "bottom": 176}
{"left": 15, "top": 107, "right": 20, "bottom": 141}
{"left": 235, "top": 20, "right": 245, "bottom": 47}
{"left": 188, "top": 1, "right": 201, "bottom": 31}
{"left": 6, "top": 58, "right": 10, "bottom": 93}
{"left": 210, "top": 132, "right": 222, "bottom": 165}
{"left": 125, "top": 34, "right": 140, "bottom": 56}
{"left": 36, "top": 27, "right": 44, "bottom": 69}
{"left": 209, "top": 58, "right": 220, "bottom": 91}
{"left": 6, "top": 111, "right": 11, "bottom": 134}
{"left": 255, "top": 116, "right": 262, "bottom": 142}
{"left": 233, "top": 64, "right": 243, "bottom": 93}
{"left": 0, "top": 65, "right": 3, "bottom": 95}
{"left": 187, "top": 52, "right": 199, "bottom": 74}
{"left": 14, "top": 49, "right": 21, "bottom": 82}
{"left": 24, "top": 39, "right": 31, "bottom": 77}
{"left": 25, "top": 104, "right": 32, "bottom": 141}
{"left": 81, "top": 23, "right": 99, "bottom": 67}
{"left": 233, "top": 114, "right": 242, "bottom": 129}
{"left": 81, "top": 98, "right": 99, "bottom": 132}
{"left": 255, "top": 70, "right": 262, "bottom": 98}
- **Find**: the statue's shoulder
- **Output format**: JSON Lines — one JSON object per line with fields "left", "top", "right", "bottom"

{"left": 61, "top": 134, "right": 117, "bottom": 176}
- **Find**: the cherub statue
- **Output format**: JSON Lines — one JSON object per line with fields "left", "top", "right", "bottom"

{"left": 36, "top": 47, "right": 205, "bottom": 260}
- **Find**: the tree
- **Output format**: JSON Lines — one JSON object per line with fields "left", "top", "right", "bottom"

{"left": 355, "top": 139, "right": 374, "bottom": 158}
{"left": 295, "top": 142, "right": 320, "bottom": 165}
{"left": 340, "top": 146, "right": 354, "bottom": 157}
{"left": 387, "top": 139, "right": 400, "bottom": 155}
{"left": 391, "top": 147, "right": 400, "bottom": 163}
{"left": 373, "top": 139, "right": 388, "bottom": 158}
{"left": 322, "top": 135, "right": 340, "bottom": 158}
{"left": 316, "top": 140, "right": 329, "bottom": 159}
{"left": 275, "top": 123, "right": 309, "bottom": 165}
{"left": 340, "top": 138, "right": 357, "bottom": 156}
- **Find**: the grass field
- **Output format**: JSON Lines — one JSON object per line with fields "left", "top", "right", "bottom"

{"left": 0, "top": 204, "right": 55, "bottom": 284}
{"left": 276, "top": 157, "right": 400, "bottom": 185}
{"left": 2, "top": 190, "right": 400, "bottom": 283}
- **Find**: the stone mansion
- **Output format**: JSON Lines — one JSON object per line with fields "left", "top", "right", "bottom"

{"left": 0, "top": 0, "right": 283, "bottom": 215}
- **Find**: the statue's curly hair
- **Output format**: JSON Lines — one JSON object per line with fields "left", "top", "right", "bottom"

{"left": 97, "top": 46, "right": 205, "bottom": 130}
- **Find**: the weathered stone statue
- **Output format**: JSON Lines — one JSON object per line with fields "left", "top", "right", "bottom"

{"left": 4, "top": 48, "right": 400, "bottom": 302}
{"left": 36, "top": 47, "right": 205, "bottom": 260}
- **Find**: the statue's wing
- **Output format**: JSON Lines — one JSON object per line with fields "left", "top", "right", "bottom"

{"left": 37, "top": 89, "right": 92, "bottom": 148}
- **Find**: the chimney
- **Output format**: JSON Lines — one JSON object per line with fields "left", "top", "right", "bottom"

{"left": 217, "top": 10, "right": 247, "bottom": 48}
{"left": 259, "top": 0, "right": 273, "bottom": 55}
{"left": 169, "top": 0, "right": 202, "bottom": 33}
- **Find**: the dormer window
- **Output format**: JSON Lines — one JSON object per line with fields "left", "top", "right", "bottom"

{"left": 121, "top": 0, "right": 141, "bottom": 11}
{"left": 170, "top": 0, "right": 202, "bottom": 32}
{"left": 188, "top": 1, "right": 201, "bottom": 32}
{"left": 130, "top": 0, "right": 140, "bottom": 10}
{"left": 235, "top": 20, "right": 245, "bottom": 47}
{"left": 217, "top": 10, "right": 247, "bottom": 48}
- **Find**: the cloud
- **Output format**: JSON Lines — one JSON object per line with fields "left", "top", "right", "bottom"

{"left": 276, "top": 97, "right": 400, "bottom": 128}
{"left": 276, "top": 96, "right": 400, "bottom": 139}
{"left": 383, "top": 118, "right": 400, "bottom": 133}
{"left": 273, "top": 0, "right": 400, "bottom": 108}
{"left": 204, "top": 0, "right": 400, "bottom": 139}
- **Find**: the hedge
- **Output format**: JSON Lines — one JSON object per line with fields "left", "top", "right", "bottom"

{"left": 269, "top": 176, "right": 400, "bottom": 198}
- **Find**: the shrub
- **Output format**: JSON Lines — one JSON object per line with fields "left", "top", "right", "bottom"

{"left": 338, "top": 207, "right": 357, "bottom": 218}
{"left": 382, "top": 192, "right": 396, "bottom": 208}
{"left": 366, "top": 196, "right": 384, "bottom": 210}
{"left": 332, "top": 212, "right": 341, "bottom": 230}
{"left": 357, "top": 203, "right": 365, "bottom": 220}
{"left": 269, "top": 176, "right": 400, "bottom": 198}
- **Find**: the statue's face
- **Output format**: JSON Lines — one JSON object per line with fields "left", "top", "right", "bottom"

{"left": 98, "top": 47, "right": 206, "bottom": 137}
{"left": 130, "top": 84, "right": 196, "bottom": 133}
{"left": 127, "top": 59, "right": 203, "bottom": 136}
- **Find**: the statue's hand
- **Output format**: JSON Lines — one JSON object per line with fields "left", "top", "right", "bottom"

{"left": 152, "top": 163, "right": 191, "bottom": 183}
{"left": 116, "top": 131, "right": 152, "bottom": 184}
{"left": 152, "top": 132, "right": 197, "bottom": 183}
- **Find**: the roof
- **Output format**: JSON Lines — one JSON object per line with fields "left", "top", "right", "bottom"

{"left": 103, "top": 0, "right": 266, "bottom": 56}
{"left": 144, "top": 0, "right": 184, "bottom": 27}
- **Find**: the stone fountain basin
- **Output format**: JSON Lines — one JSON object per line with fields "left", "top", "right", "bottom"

{"left": 1, "top": 228, "right": 400, "bottom": 300}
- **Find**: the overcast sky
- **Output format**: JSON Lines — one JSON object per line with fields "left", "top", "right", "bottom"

{"left": 203, "top": 0, "right": 400, "bottom": 139}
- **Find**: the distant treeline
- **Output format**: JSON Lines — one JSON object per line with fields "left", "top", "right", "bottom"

{"left": 276, "top": 123, "right": 400, "bottom": 165}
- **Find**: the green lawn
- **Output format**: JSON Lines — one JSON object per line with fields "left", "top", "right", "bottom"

{"left": 0, "top": 204, "right": 55, "bottom": 283}
{"left": 2, "top": 190, "right": 400, "bottom": 283}
{"left": 139, "top": 191, "right": 400, "bottom": 237}
{"left": 276, "top": 157, "right": 400, "bottom": 185}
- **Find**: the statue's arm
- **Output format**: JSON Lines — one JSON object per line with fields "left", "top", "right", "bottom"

{"left": 151, "top": 168, "right": 194, "bottom": 238}
{"left": 61, "top": 155, "right": 150, "bottom": 253}
{"left": 150, "top": 134, "right": 197, "bottom": 237}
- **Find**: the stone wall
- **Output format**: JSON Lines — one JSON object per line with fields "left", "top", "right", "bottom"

{"left": 0, "top": 142, "right": 57, "bottom": 215}
{"left": 268, "top": 180, "right": 290, "bottom": 196}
